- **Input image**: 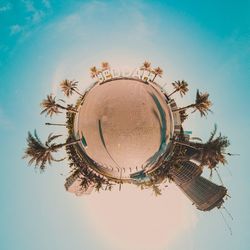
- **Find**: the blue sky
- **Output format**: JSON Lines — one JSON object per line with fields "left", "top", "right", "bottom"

{"left": 0, "top": 1, "right": 249, "bottom": 250}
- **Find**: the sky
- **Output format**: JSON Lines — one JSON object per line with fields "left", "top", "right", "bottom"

{"left": 0, "top": 0, "right": 249, "bottom": 250}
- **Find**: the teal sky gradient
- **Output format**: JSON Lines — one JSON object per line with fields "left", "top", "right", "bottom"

{"left": 0, "top": 1, "right": 249, "bottom": 250}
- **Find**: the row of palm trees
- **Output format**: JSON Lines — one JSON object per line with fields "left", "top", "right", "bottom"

{"left": 24, "top": 79, "right": 86, "bottom": 171}
{"left": 89, "top": 61, "right": 164, "bottom": 82}
{"left": 90, "top": 62, "right": 110, "bottom": 79}
{"left": 40, "top": 79, "right": 84, "bottom": 118}
{"left": 24, "top": 61, "right": 225, "bottom": 193}
{"left": 140, "top": 61, "right": 163, "bottom": 81}
{"left": 27, "top": 79, "right": 212, "bottom": 172}
{"left": 66, "top": 139, "right": 113, "bottom": 192}
{"left": 23, "top": 127, "right": 112, "bottom": 191}
{"left": 88, "top": 61, "right": 210, "bottom": 118}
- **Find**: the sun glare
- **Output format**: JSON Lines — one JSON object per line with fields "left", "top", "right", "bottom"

{"left": 83, "top": 184, "right": 197, "bottom": 250}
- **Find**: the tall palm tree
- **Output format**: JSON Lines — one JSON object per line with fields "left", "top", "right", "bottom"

{"left": 168, "top": 80, "right": 189, "bottom": 98}
{"left": 41, "top": 94, "right": 77, "bottom": 117}
{"left": 173, "top": 125, "right": 230, "bottom": 170}
{"left": 152, "top": 67, "right": 163, "bottom": 81}
{"left": 140, "top": 61, "right": 151, "bottom": 77}
{"left": 90, "top": 66, "right": 99, "bottom": 79}
{"left": 175, "top": 89, "right": 212, "bottom": 117}
{"left": 198, "top": 125, "right": 230, "bottom": 169}
{"left": 23, "top": 131, "right": 81, "bottom": 171}
{"left": 101, "top": 62, "right": 110, "bottom": 71}
{"left": 60, "top": 79, "right": 83, "bottom": 97}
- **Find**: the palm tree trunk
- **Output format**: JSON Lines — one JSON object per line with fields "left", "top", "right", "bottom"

{"left": 168, "top": 89, "right": 178, "bottom": 98}
{"left": 53, "top": 139, "right": 81, "bottom": 150}
{"left": 73, "top": 89, "right": 83, "bottom": 97}
{"left": 174, "top": 104, "right": 195, "bottom": 112}
{"left": 152, "top": 74, "right": 157, "bottom": 82}
{"left": 141, "top": 69, "right": 145, "bottom": 78}
{"left": 172, "top": 140, "right": 201, "bottom": 150}
{"left": 45, "top": 122, "right": 66, "bottom": 126}
{"left": 57, "top": 104, "right": 77, "bottom": 113}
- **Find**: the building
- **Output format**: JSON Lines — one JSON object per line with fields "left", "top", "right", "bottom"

{"left": 170, "top": 161, "right": 227, "bottom": 211}
{"left": 169, "top": 161, "right": 202, "bottom": 185}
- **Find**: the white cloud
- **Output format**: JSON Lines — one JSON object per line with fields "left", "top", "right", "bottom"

{"left": 0, "top": 2, "right": 11, "bottom": 12}
{"left": 42, "top": 0, "right": 51, "bottom": 9}
{"left": 10, "top": 24, "right": 23, "bottom": 35}
{"left": 22, "top": 0, "right": 45, "bottom": 23}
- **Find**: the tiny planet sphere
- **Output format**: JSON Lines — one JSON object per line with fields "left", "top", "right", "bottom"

{"left": 74, "top": 78, "right": 174, "bottom": 179}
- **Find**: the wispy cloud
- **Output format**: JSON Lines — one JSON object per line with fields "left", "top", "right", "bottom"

{"left": 0, "top": 2, "right": 11, "bottom": 12}
{"left": 22, "top": 0, "right": 45, "bottom": 23}
{"left": 42, "top": 0, "right": 51, "bottom": 9}
{"left": 10, "top": 24, "right": 23, "bottom": 35}
{"left": 0, "top": 107, "right": 13, "bottom": 130}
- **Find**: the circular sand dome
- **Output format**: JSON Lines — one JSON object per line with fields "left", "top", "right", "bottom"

{"left": 74, "top": 78, "right": 174, "bottom": 180}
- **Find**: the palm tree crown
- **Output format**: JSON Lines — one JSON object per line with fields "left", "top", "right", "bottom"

{"left": 169, "top": 80, "right": 189, "bottom": 98}
{"left": 41, "top": 94, "right": 77, "bottom": 117}
{"left": 199, "top": 125, "right": 230, "bottom": 169}
{"left": 101, "top": 62, "right": 110, "bottom": 71}
{"left": 90, "top": 66, "right": 99, "bottom": 78}
{"left": 152, "top": 67, "right": 163, "bottom": 81}
{"left": 60, "top": 79, "right": 82, "bottom": 97}
{"left": 41, "top": 94, "right": 61, "bottom": 117}
{"left": 23, "top": 131, "right": 64, "bottom": 171}
{"left": 193, "top": 90, "right": 212, "bottom": 116}
{"left": 140, "top": 61, "right": 151, "bottom": 71}
{"left": 175, "top": 89, "right": 212, "bottom": 117}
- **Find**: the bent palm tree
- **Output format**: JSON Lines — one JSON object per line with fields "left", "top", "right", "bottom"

{"left": 175, "top": 89, "right": 212, "bottom": 117}
{"left": 41, "top": 94, "right": 77, "bottom": 117}
{"left": 152, "top": 67, "right": 163, "bottom": 81}
{"left": 60, "top": 79, "right": 83, "bottom": 97}
{"left": 168, "top": 80, "right": 189, "bottom": 98}
{"left": 23, "top": 131, "right": 81, "bottom": 171}
{"left": 90, "top": 66, "right": 99, "bottom": 79}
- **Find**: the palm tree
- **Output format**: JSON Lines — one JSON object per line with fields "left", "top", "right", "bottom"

{"left": 179, "top": 110, "right": 188, "bottom": 123}
{"left": 101, "top": 62, "right": 110, "bottom": 71}
{"left": 41, "top": 94, "right": 77, "bottom": 117}
{"left": 198, "top": 125, "right": 230, "bottom": 169}
{"left": 60, "top": 79, "right": 83, "bottom": 97}
{"left": 23, "top": 131, "right": 81, "bottom": 171}
{"left": 140, "top": 61, "right": 151, "bottom": 77}
{"left": 152, "top": 67, "right": 163, "bottom": 81}
{"left": 45, "top": 122, "right": 66, "bottom": 126}
{"left": 90, "top": 66, "right": 99, "bottom": 79}
{"left": 173, "top": 125, "right": 230, "bottom": 170}
{"left": 175, "top": 89, "right": 212, "bottom": 117}
{"left": 168, "top": 80, "right": 189, "bottom": 98}
{"left": 152, "top": 184, "right": 162, "bottom": 196}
